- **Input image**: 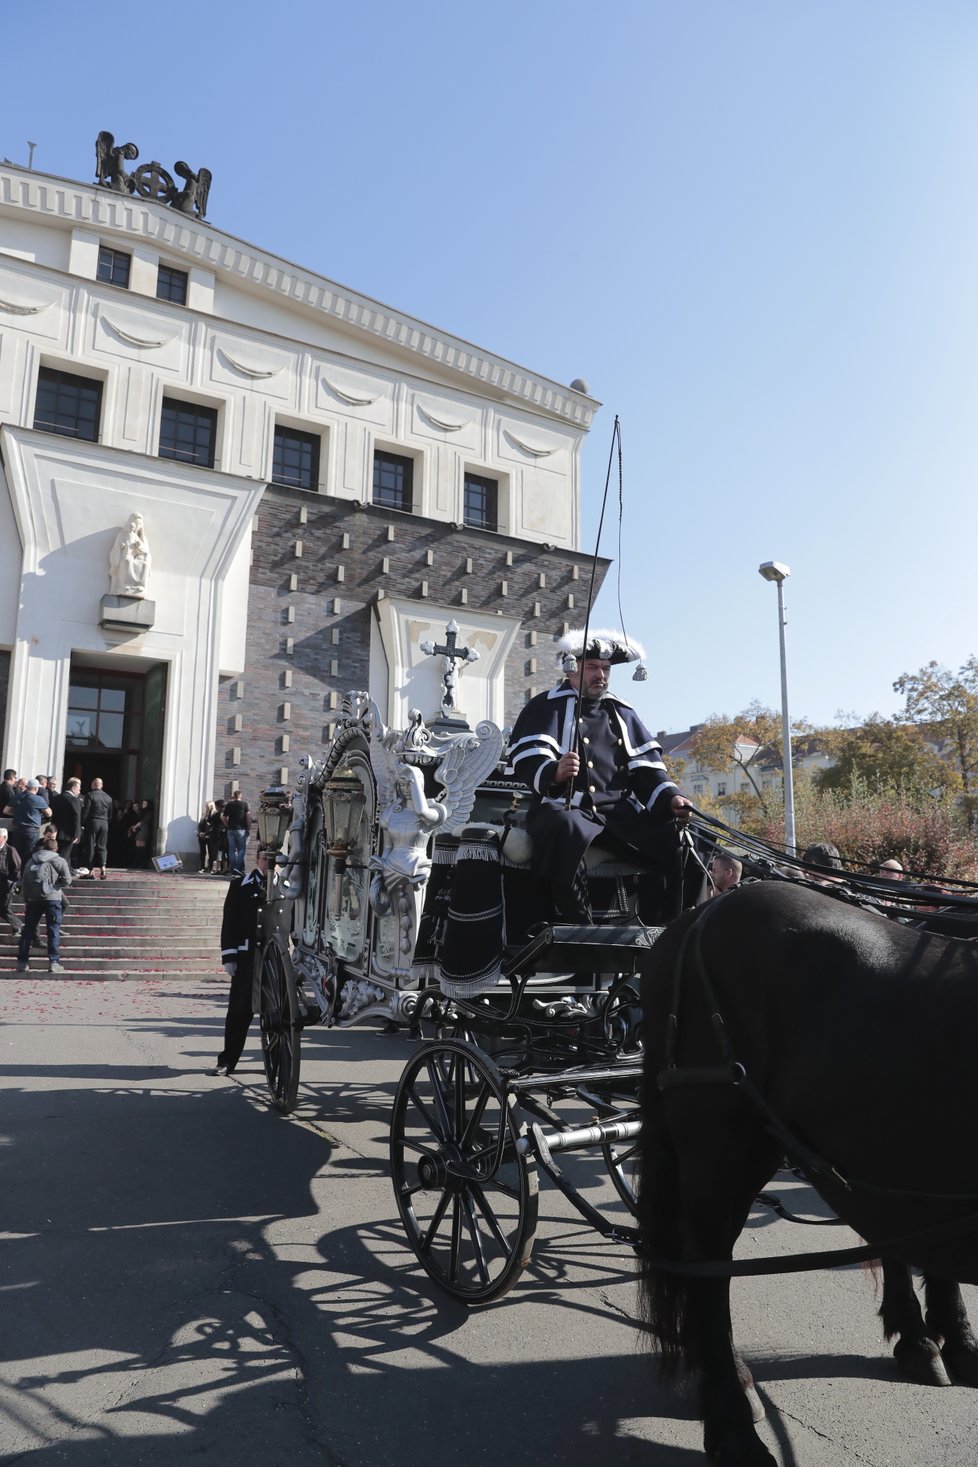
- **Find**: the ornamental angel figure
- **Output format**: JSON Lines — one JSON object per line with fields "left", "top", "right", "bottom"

{"left": 108, "top": 513, "right": 152, "bottom": 598}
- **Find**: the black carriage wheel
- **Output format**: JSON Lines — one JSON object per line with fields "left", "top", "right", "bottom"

{"left": 390, "top": 1038, "right": 538, "bottom": 1305}
{"left": 259, "top": 940, "right": 301, "bottom": 1113}
{"left": 602, "top": 1127, "right": 642, "bottom": 1215}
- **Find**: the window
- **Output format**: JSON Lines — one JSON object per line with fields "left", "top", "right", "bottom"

{"left": 156, "top": 264, "right": 188, "bottom": 304}
{"left": 372, "top": 450, "right": 413, "bottom": 512}
{"left": 97, "top": 246, "right": 131, "bottom": 288}
{"left": 159, "top": 397, "right": 217, "bottom": 468}
{"left": 464, "top": 471, "right": 498, "bottom": 531}
{"left": 272, "top": 426, "right": 321, "bottom": 491}
{"left": 717, "top": 782, "right": 726, "bottom": 797}
{"left": 34, "top": 367, "right": 102, "bottom": 442}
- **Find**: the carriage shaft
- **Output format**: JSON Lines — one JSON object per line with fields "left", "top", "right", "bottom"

{"left": 526, "top": 1116, "right": 641, "bottom": 1155}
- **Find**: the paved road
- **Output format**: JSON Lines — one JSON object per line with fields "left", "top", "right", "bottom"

{"left": 1, "top": 973, "right": 976, "bottom": 1466}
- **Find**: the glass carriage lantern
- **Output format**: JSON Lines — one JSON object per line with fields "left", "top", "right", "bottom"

{"left": 257, "top": 785, "right": 293, "bottom": 854}
{"left": 321, "top": 776, "right": 367, "bottom": 922}
{"left": 320, "top": 777, "right": 366, "bottom": 871}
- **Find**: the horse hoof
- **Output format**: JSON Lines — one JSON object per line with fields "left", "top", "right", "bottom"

{"left": 706, "top": 1440, "right": 777, "bottom": 1466}
{"left": 942, "top": 1347, "right": 978, "bottom": 1387}
{"left": 894, "top": 1339, "right": 952, "bottom": 1387}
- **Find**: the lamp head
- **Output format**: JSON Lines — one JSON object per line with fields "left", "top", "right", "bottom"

{"left": 758, "top": 560, "right": 791, "bottom": 584}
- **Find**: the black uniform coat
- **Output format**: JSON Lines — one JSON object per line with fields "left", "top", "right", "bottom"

{"left": 217, "top": 868, "right": 266, "bottom": 1071}
{"left": 507, "top": 682, "right": 681, "bottom": 886}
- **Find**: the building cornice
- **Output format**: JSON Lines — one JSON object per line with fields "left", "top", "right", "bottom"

{"left": 0, "top": 164, "right": 601, "bottom": 431}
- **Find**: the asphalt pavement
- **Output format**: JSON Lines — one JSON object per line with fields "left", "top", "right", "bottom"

{"left": 1, "top": 973, "right": 976, "bottom": 1465}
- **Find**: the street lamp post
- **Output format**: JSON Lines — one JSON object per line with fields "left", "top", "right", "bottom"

{"left": 758, "top": 561, "right": 796, "bottom": 854}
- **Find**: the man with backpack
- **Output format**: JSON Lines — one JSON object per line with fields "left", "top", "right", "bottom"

{"left": 16, "top": 824, "right": 73, "bottom": 974}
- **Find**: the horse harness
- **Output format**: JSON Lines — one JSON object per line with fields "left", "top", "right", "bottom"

{"left": 642, "top": 892, "right": 978, "bottom": 1278}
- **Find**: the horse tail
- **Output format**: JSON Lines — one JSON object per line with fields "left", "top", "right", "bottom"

{"left": 636, "top": 1106, "right": 689, "bottom": 1373}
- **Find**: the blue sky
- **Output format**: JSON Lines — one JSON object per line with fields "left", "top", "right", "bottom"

{"left": 7, "top": 1, "right": 978, "bottom": 733}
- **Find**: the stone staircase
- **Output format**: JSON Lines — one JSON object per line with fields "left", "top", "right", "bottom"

{"left": 1, "top": 869, "right": 230, "bottom": 979}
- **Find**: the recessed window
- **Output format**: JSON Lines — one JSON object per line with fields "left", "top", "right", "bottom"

{"left": 372, "top": 450, "right": 414, "bottom": 512}
{"left": 159, "top": 397, "right": 217, "bottom": 469}
{"left": 717, "top": 783, "right": 726, "bottom": 797}
{"left": 97, "top": 246, "right": 131, "bottom": 289}
{"left": 273, "top": 426, "right": 321, "bottom": 491}
{"left": 156, "top": 264, "right": 188, "bottom": 304}
{"left": 464, "top": 472, "right": 498, "bottom": 532}
{"left": 34, "top": 367, "right": 102, "bottom": 442}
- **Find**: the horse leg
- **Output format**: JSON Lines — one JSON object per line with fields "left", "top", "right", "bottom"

{"left": 924, "top": 1275, "right": 978, "bottom": 1386}
{"left": 880, "top": 1260, "right": 951, "bottom": 1386}
{"left": 672, "top": 1133, "right": 779, "bottom": 1466}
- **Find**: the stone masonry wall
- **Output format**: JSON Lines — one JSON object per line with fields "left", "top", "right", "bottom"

{"left": 213, "top": 486, "right": 607, "bottom": 799}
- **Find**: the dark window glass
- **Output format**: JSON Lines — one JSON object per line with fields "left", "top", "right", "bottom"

{"left": 272, "top": 426, "right": 321, "bottom": 491}
{"left": 156, "top": 265, "right": 188, "bottom": 304}
{"left": 464, "top": 472, "right": 498, "bottom": 532}
{"left": 97, "top": 246, "right": 131, "bottom": 288}
{"left": 34, "top": 368, "right": 102, "bottom": 442}
{"left": 372, "top": 451, "right": 414, "bottom": 512}
{"left": 159, "top": 398, "right": 217, "bottom": 468}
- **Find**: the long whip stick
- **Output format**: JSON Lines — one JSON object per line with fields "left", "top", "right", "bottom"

{"left": 565, "top": 415, "right": 622, "bottom": 809}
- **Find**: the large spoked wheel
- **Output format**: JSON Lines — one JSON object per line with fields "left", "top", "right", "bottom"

{"left": 259, "top": 940, "right": 301, "bottom": 1113}
{"left": 602, "top": 1118, "right": 642, "bottom": 1215}
{"left": 390, "top": 1038, "right": 538, "bottom": 1305}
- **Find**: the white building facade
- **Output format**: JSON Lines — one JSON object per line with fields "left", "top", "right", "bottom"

{"left": 0, "top": 157, "right": 600, "bottom": 856}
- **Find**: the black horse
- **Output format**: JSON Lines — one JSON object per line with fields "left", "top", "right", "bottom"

{"left": 637, "top": 881, "right": 978, "bottom": 1465}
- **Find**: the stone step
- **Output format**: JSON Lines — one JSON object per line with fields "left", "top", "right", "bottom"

{"left": 6, "top": 958, "right": 227, "bottom": 972}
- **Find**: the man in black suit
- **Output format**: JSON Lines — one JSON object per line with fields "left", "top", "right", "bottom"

{"left": 51, "top": 777, "right": 83, "bottom": 868}
{"left": 209, "top": 847, "right": 269, "bottom": 1077}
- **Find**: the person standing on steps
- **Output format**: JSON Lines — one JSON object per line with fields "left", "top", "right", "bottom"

{"left": 16, "top": 824, "right": 73, "bottom": 974}
{"left": 80, "top": 778, "right": 113, "bottom": 880}
{"left": 0, "top": 827, "right": 21, "bottom": 933}
{"left": 221, "top": 790, "right": 251, "bottom": 876}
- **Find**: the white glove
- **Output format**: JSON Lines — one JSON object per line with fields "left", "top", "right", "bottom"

{"left": 223, "top": 962, "right": 237, "bottom": 977}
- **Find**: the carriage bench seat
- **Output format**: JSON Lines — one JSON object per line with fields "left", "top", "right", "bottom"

{"left": 503, "top": 922, "right": 665, "bottom": 979}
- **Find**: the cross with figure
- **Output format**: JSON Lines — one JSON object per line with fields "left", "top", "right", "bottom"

{"left": 419, "top": 619, "right": 479, "bottom": 720}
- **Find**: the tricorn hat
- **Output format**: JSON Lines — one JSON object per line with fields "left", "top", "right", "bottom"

{"left": 556, "top": 627, "right": 647, "bottom": 681}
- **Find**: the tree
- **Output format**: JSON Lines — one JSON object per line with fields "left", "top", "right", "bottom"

{"left": 894, "top": 658, "right": 978, "bottom": 826}
{"left": 814, "top": 714, "right": 947, "bottom": 799}
{"left": 690, "top": 702, "right": 811, "bottom": 817}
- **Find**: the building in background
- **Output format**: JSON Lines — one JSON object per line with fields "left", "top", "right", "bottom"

{"left": 0, "top": 147, "right": 601, "bottom": 856}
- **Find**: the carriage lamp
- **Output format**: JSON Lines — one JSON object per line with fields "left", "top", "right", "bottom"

{"left": 258, "top": 785, "right": 293, "bottom": 854}
{"left": 321, "top": 777, "right": 366, "bottom": 871}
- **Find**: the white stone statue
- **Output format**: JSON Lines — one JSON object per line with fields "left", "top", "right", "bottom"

{"left": 108, "top": 513, "right": 152, "bottom": 598}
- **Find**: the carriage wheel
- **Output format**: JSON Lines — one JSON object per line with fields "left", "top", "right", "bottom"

{"left": 390, "top": 1038, "right": 538, "bottom": 1305}
{"left": 602, "top": 1126, "right": 641, "bottom": 1215}
{"left": 259, "top": 941, "right": 301, "bottom": 1113}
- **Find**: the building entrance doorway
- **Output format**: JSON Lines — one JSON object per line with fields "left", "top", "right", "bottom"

{"left": 62, "top": 661, "right": 167, "bottom": 824}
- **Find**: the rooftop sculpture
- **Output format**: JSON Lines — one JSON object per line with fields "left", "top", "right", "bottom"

{"left": 95, "top": 131, "right": 212, "bottom": 219}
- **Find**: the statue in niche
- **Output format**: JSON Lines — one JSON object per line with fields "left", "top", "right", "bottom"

{"left": 108, "top": 513, "right": 152, "bottom": 599}
{"left": 168, "top": 161, "right": 212, "bottom": 219}
{"left": 95, "top": 131, "right": 139, "bottom": 194}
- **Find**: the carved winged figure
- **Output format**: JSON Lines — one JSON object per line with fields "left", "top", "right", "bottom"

{"left": 95, "top": 131, "right": 138, "bottom": 193}
{"left": 367, "top": 705, "right": 502, "bottom": 957}
{"left": 169, "top": 161, "right": 212, "bottom": 218}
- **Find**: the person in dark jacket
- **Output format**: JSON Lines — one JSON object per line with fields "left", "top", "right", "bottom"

{"left": 0, "top": 827, "right": 22, "bottom": 933}
{"left": 5, "top": 779, "right": 52, "bottom": 864}
{"left": 80, "top": 779, "right": 113, "bottom": 880}
{"left": 50, "top": 777, "right": 83, "bottom": 868}
{"left": 506, "top": 628, "right": 693, "bottom": 921}
{"left": 209, "top": 848, "right": 268, "bottom": 1076}
{"left": 16, "top": 825, "right": 73, "bottom": 973}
